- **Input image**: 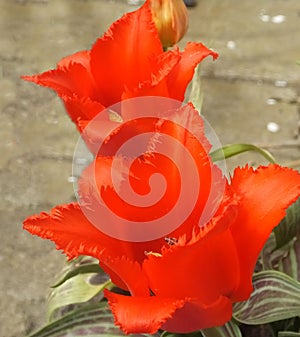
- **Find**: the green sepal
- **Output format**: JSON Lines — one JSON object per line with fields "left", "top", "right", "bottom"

{"left": 188, "top": 64, "right": 203, "bottom": 112}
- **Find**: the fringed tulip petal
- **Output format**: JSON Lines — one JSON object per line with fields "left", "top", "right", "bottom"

{"left": 22, "top": 62, "right": 94, "bottom": 99}
{"left": 102, "top": 256, "right": 149, "bottom": 296}
{"left": 90, "top": 3, "right": 162, "bottom": 106}
{"left": 23, "top": 203, "right": 109, "bottom": 260}
{"left": 229, "top": 164, "right": 300, "bottom": 301}
{"left": 143, "top": 203, "right": 239, "bottom": 303}
{"left": 105, "top": 290, "right": 185, "bottom": 334}
{"left": 162, "top": 296, "right": 232, "bottom": 333}
{"left": 62, "top": 95, "right": 106, "bottom": 124}
{"left": 167, "top": 42, "right": 218, "bottom": 100}
{"left": 23, "top": 203, "right": 154, "bottom": 266}
{"left": 57, "top": 50, "right": 91, "bottom": 70}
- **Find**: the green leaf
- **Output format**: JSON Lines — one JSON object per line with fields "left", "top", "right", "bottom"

{"left": 47, "top": 271, "right": 112, "bottom": 321}
{"left": 200, "top": 321, "right": 242, "bottom": 337}
{"left": 51, "top": 263, "right": 103, "bottom": 288}
{"left": 274, "top": 197, "right": 300, "bottom": 249}
{"left": 278, "top": 333, "right": 300, "bottom": 337}
{"left": 188, "top": 64, "right": 203, "bottom": 112}
{"left": 161, "top": 333, "right": 200, "bottom": 337}
{"left": 261, "top": 231, "right": 300, "bottom": 281}
{"left": 28, "top": 302, "right": 159, "bottom": 337}
{"left": 233, "top": 270, "right": 300, "bottom": 324}
{"left": 51, "top": 256, "right": 101, "bottom": 287}
{"left": 276, "top": 237, "right": 300, "bottom": 281}
{"left": 210, "top": 143, "right": 276, "bottom": 163}
{"left": 160, "top": 331, "right": 201, "bottom": 337}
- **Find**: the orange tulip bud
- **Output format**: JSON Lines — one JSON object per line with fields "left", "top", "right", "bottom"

{"left": 148, "top": 0, "right": 189, "bottom": 48}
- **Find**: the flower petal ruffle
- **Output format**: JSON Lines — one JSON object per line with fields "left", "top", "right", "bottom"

{"left": 22, "top": 62, "right": 94, "bottom": 99}
{"left": 105, "top": 290, "right": 185, "bottom": 334}
{"left": 101, "top": 256, "right": 149, "bottom": 296}
{"left": 161, "top": 296, "right": 232, "bottom": 333}
{"left": 143, "top": 207, "right": 239, "bottom": 304}
{"left": 90, "top": 2, "right": 162, "bottom": 106}
{"left": 23, "top": 203, "right": 108, "bottom": 260}
{"left": 23, "top": 203, "right": 158, "bottom": 265}
{"left": 167, "top": 42, "right": 218, "bottom": 101}
{"left": 230, "top": 164, "right": 300, "bottom": 301}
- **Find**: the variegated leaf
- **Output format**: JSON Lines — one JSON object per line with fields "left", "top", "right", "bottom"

{"left": 233, "top": 270, "right": 300, "bottom": 324}
{"left": 274, "top": 197, "right": 300, "bottom": 249}
{"left": 28, "top": 302, "right": 159, "bottom": 337}
{"left": 201, "top": 321, "right": 242, "bottom": 337}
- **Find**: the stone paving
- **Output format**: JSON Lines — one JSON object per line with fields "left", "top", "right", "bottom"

{"left": 0, "top": 0, "right": 299, "bottom": 336}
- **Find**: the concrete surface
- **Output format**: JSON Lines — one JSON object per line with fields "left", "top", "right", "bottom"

{"left": 0, "top": 0, "right": 299, "bottom": 336}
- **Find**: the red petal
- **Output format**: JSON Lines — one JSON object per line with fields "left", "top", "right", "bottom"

{"left": 23, "top": 203, "right": 154, "bottom": 265}
{"left": 90, "top": 2, "right": 163, "bottom": 106}
{"left": 162, "top": 296, "right": 232, "bottom": 333}
{"left": 76, "top": 117, "right": 122, "bottom": 156}
{"left": 23, "top": 203, "right": 109, "bottom": 260}
{"left": 22, "top": 62, "right": 94, "bottom": 99}
{"left": 229, "top": 164, "right": 300, "bottom": 301}
{"left": 78, "top": 156, "right": 169, "bottom": 260}
{"left": 57, "top": 50, "right": 90, "bottom": 70}
{"left": 105, "top": 290, "right": 185, "bottom": 334}
{"left": 143, "top": 204, "right": 239, "bottom": 304}
{"left": 62, "top": 95, "right": 106, "bottom": 124}
{"left": 122, "top": 49, "right": 180, "bottom": 100}
{"left": 78, "top": 103, "right": 224, "bottom": 244}
{"left": 167, "top": 42, "right": 218, "bottom": 101}
{"left": 78, "top": 154, "right": 180, "bottom": 237}
{"left": 101, "top": 256, "right": 149, "bottom": 296}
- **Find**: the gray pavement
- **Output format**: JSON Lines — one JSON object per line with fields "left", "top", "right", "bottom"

{"left": 0, "top": 0, "right": 299, "bottom": 336}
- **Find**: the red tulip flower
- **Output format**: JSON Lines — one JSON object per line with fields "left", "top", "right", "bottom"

{"left": 22, "top": 0, "right": 217, "bottom": 133}
{"left": 22, "top": 0, "right": 300, "bottom": 334}
{"left": 24, "top": 102, "right": 300, "bottom": 334}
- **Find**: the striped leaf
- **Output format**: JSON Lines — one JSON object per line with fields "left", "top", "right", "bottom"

{"left": 274, "top": 197, "right": 300, "bottom": 249}
{"left": 47, "top": 256, "right": 112, "bottom": 321}
{"left": 233, "top": 270, "right": 300, "bottom": 324}
{"left": 47, "top": 272, "right": 112, "bottom": 321}
{"left": 276, "top": 237, "right": 300, "bottom": 281}
{"left": 51, "top": 256, "right": 102, "bottom": 287}
{"left": 52, "top": 263, "right": 103, "bottom": 287}
{"left": 261, "top": 216, "right": 300, "bottom": 281}
{"left": 200, "top": 321, "right": 242, "bottom": 337}
{"left": 161, "top": 333, "right": 198, "bottom": 337}
{"left": 28, "top": 302, "right": 159, "bottom": 337}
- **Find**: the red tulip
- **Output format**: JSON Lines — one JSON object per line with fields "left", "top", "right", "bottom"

{"left": 102, "top": 163, "right": 300, "bottom": 334}
{"left": 22, "top": 1, "right": 217, "bottom": 133}
{"left": 22, "top": 0, "right": 300, "bottom": 334}
{"left": 24, "top": 103, "right": 300, "bottom": 333}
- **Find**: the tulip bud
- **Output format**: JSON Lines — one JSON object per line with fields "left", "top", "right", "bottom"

{"left": 148, "top": 0, "right": 189, "bottom": 48}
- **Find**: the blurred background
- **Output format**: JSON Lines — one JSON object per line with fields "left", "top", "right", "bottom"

{"left": 0, "top": 0, "right": 299, "bottom": 336}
